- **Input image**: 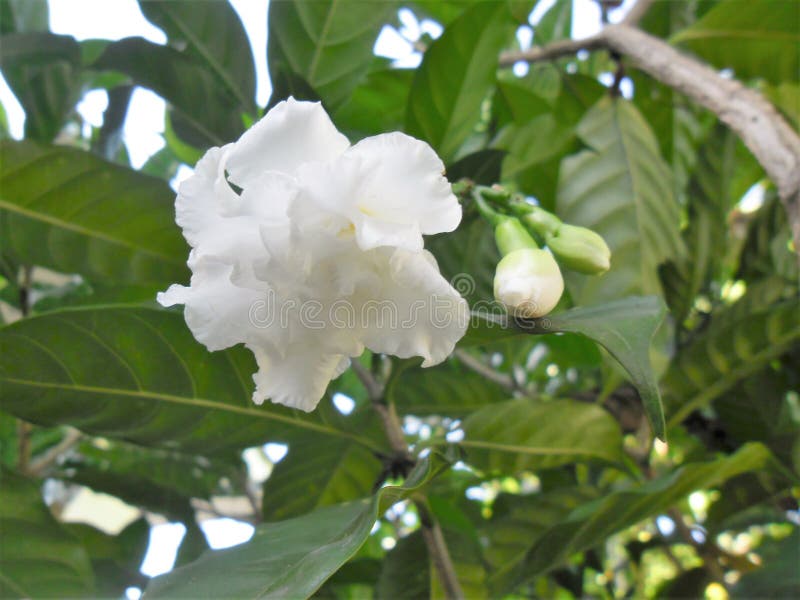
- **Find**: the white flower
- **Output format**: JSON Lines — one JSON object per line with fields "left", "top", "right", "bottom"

{"left": 493, "top": 248, "right": 564, "bottom": 318}
{"left": 158, "top": 98, "right": 468, "bottom": 411}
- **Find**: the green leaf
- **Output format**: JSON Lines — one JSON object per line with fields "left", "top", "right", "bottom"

{"left": 139, "top": 0, "right": 257, "bottom": 114}
{"left": 446, "top": 148, "right": 506, "bottom": 186}
{"left": 387, "top": 359, "right": 508, "bottom": 417}
{"left": 671, "top": 0, "right": 800, "bottom": 84}
{"left": 557, "top": 97, "right": 685, "bottom": 304}
{"left": 428, "top": 216, "right": 499, "bottom": 305}
{"left": 145, "top": 451, "right": 453, "bottom": 599}
{"left": 94, "top": 37, "right": 245, "bottom": 147}
{"left": 267, "top": 0, "right": 395, "bottom": 109}
{"left": 664, "top": 288, "right": 800, "bottom": 427}
{"left": 0, "top": 140, "right": 188, "bottom": 285}
{"left": 333, "top": 68, "right": 413, "bottom": 140}
{"left": 461, "top": 398, "right": 624, "bottom": 474}
{"left": 765, "top": 81, "right": 800, "bottom": 129}
{"left": 660, "top": 123, "right": 763, "bottom": 323}
{"left": 534, "top": 0, "right": 572, "bottom": 44}
{"left": 0, "top": 306, "right": 385, "bottom": 456}
{"left": 406, "top": 2, "right": 513, "bottom": 160}
{"left": 0, "top": 32, "right": 82, "bottom": 141}
{"left": 59, "top": 440, "right": 241, "bottom": 522}
{"left": 465, "top": 296, "right": 668, "bottom": 439}
{"left": 0, "top": 0, "right": 48, "bottom": 33}
{"left": 482, "top": 487, "right": 599, "bottom": 595}
{"left": 261, "top": 428, "right": 383, "bottom": 521}
{"left": 496, "top": 74, "right": 605, "bottom": 209}
{"left": 0, "top": 468, "right": 94, "bottom": 598}
{"left": 65, "top": 519, "right": 149, "bottom": 597}
{"left": 733, "top": 528, "right": 800, "bottom": 598}
{"left": 513, "top": 443, "right": 784, "bottom": 583}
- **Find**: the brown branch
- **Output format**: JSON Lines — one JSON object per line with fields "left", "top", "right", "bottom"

{"left": 498, "top": 25, "right": 800, "bottom": 259}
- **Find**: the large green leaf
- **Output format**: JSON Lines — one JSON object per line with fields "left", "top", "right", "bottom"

{"left": 59, "top": 440, "right": 241, "bottom": 522}
{"left": 0, "top": 140, "right": 188, "bottom": 285}
{"left": 267, "top": 0, "right": 395, "bottom": 109}
{"left": 533, "top": 0, "right": 572, "bottom": 44}
{"left": 664, "top": 288, "right": 800, "bottom": 427}
{"left": 0, "top": 469, "right": 94, "bottom": 598}
{"left": 94, "top": 38, "right": 244, "bottom": 147}
{"left": 428, "top": 216, "right": 498, "bottom": 305}
{"left": 557, "top": 97, "right": 685, "bottom": 304}
{"left": 660, "top": 123, "right": 763, "bottom": 323}
{"left": 65, "top": 520, "right": 149, "bottom": 598}
{"left": 0, "top": 306, "right": 386, "bottom": 456}
{"left": 513, "top": 443, "right": 785, "bottom": 583}
{"left": 261, "top": 428, "right": 383, "bottom": 521}
{"left": 406, "top": 2, "right": 512, "bottom": 160}
{"left": 0, "top": 0, "right": 48, "bottom": 33}
{"left": 482, "top": 487, "right": 599, "bottom": 595}
{"left": 0, "top": 32, "right": 82, "bottom": 141}
{"left": 139, "top": 0, "right": 256, "bottom": 114}
{"left": 333, "top": 68, "right": 413, "bottom": 140}
{"left": 386, "top": 359, "right": 508, "bottom": 417}
{"left": 495, "top": 73, "right": 605, "bottom": 209}
{"left": 671, "top": 0, "right": 800, "bottom": 84}
{"left": 145, "top": 451, "right": 453, "bottom": 599}
{"left": 464, "top": 296, "right": 668, "bottom": 438}
{"left": 461, "top": 398, "right": 624, "bottom": 474}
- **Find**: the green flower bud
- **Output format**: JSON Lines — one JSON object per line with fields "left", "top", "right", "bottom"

{"left": 494, "top": 248, "right": 564, "bottom": 318}
{"left": 545, "top": 224, "right": 611, "bottom": 275}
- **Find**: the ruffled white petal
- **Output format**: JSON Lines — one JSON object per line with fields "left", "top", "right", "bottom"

{"left": 226, "top": 98, "right": 349, "bottom": 188}
{"left": 361, "top": 249, "right": 468, "bottom": 367}
{"left": 157, "top": 256, "right": 265, "bottom": 352}
{"left": 174, "top": 144, "right": 238, "bottom": 248}
{"left": 345, "top": 132, "right": 461, "bottom": 247}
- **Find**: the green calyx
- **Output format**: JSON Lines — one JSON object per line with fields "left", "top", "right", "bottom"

{"left": 494, "top": 217, "right": 539, "bottom": 256}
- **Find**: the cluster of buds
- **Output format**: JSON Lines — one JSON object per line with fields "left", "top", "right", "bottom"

{"left": 474, "top": 187, "right": 611, "bottom": 318}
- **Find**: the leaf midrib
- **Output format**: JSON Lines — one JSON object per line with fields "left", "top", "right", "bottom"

{"left": 157, "top": 6, "right": 253, "bottom": 111}
{"left": 0, "top": 198, "right": 185, "bottom": 265}
{"left": 0, "top": 377, "right": 383, "bottom": 452}
{"left": 307, "top": 0, "right": 341, "bottom": 83}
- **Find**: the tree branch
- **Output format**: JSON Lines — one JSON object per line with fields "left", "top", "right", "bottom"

{"left": 27, "top": 428, "right": 82, "bottom": 477}
{"left": 498, "top": 25, "right": 800, "bottom": 258}
{"left": 453, "top": 349, "right": 515, "bottom": 392}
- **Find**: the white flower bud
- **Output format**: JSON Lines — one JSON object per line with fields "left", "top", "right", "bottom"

{"left": 493, "top": 248, "right": 564, "bottom": 318}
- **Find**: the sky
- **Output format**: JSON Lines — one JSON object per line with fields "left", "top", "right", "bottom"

{"left": 0, "top": 0, "right": 650, "bottom": 593}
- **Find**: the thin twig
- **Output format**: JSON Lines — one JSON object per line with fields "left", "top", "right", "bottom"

{"left": 353, "top": 361, "right": 464, "bottom": 600}
{"left": 416, "top": 497, "right": 465, "bottom": 600}
{"left": 351, "top": 360, "right": 384, "bottom": 402}
{"left": 17, "top": 421, "right": 31, "bottom": 473}
{"left": 453, "top": 349, "right": 515, "bottom": 392}
{"left": 27, "top": 428, "right": 82, "bottom": 476}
